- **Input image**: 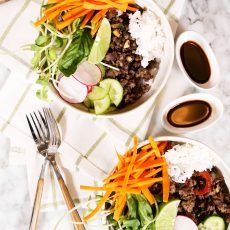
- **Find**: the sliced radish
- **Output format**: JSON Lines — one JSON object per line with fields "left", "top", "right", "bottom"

{"left": 73, "top": 61, "right": 101, "bottom": 86}
{"left": 174, "top": 216, "right": 198, "bottom": 230}
{"left": 57, "top": 75, "right": 88, "bottom": 104}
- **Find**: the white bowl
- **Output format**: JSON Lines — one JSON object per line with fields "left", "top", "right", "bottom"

{"left": 139, "top": 136, "right": 230, "bottom": 189}
{"left": 176, "top": 31, "right": 220, "bottom": 90}
{"left": 50, "top": 0, "right": 174, "bottom": 118}
{"left": 161, "top": 93, "right": 224, "bottom": 134}
{"left": 140, "top": 136, "right": 230, "bottom": 229}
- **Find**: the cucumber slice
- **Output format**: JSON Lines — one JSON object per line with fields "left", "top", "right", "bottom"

{"left": 199, "top": 216, "right": 225, "bottom": 230}
{"left": 106, "top": 106, "right": 117, "bottom": 113}
{"left": 88, "top": 108, "right": 95, "bottom": 114}
{"left": 88, "top": 86, "right": 107, "bottom": 101}
{"left": 100, "top": 79, "right": 123, "bottom": 106}
{"left": 98, "top": 63, "right": 106, "bottom": 78}
{"left": 94, "top": 95, "right": 111, "bottom": 115}
{"left": 83, "top": 98, "right": 91, "bottom": 108}
{"left": 84, "top": 98, "right": 94, "bottom": 108}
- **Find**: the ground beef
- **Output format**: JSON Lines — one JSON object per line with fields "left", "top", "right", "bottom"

{"left": 169, "top": 167, "right": 230, "bottom": 224}
{"left": 104, "top": 10, "right": 160, "bottom": 107}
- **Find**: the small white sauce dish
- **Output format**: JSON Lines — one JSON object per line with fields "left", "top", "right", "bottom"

{"left": 176, "top": 31, "right": 220, "bottom": 90}
{"left": 161, "top": 93, "right": 224, "bottom": 134}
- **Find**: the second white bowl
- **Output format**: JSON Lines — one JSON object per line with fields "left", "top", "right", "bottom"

{"left": 176, "top": 31, "right": 220, "bottom": 90}
{"left": 161, "top": 93, "right": 224, "bottom": 134}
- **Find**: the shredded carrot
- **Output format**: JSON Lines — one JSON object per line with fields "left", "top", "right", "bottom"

{"left": 158, "top": 141, "right": 169, "bottom": 154}
{"left": 103, "top": 171, "right": 126, "bottom": 183}
{"left": 162, "top": 158, "right": 170, "bottom": 202}
{"left": 105, "top": 177, "right": 162, "bottom": 188}
{"left": 80, "top": 185, "right": 141, "bottom": 194}
{"left": 127, "top": 6, "right": 138, "bottom": 11}
{"left": 129, "top": 177, "right": 163, "bottom": 188}
{"left": 134, "top": 158, "right": 166, "bottom": 171}
{"left": 35, "top": 0, "right": 138, "bottom": 35}
{"left": 121, "top": 136, "right": 138, "bottom": 192}
{"left": 83, "top": 190, "right": 112, "bottom": 222}
{"left": 114, "top": 195, "right": 126, "bottom": 221}
{"left": 116, "top": 152, "right": 125, "bottom": 170}
{"left": 62, "top": 7, "right": 86, "bottom": 20}
{"left": 92, "top": 9, "right": 108, "bottom": 24}
{"left": 144, "top": 167, "right": 162, "bottom": 178}
{"left": 80, "top": 10, "right": 94, "bottom": 28}
{"left": 91, "top": 18, "right": 103, "bottom": 36}
{"left": 149, "top": 136, "right": 161, "bottom": 158}
{"left": 80, "top": 136, "right": 170, "bottom": 222}
{"left": 141, "top": 144, "right": 151, "bottom": 150}
{"left": 141, "top": 187, "right": 156, "bottom": 205}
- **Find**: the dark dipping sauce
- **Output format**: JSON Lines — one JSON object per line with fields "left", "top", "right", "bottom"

{"left": 167, "top": 100, "right": 212, "bottom": 128}
{"left": 180, "top": 41, "right": 211, "bottom": 84}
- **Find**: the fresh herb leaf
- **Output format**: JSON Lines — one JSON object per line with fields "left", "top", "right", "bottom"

{"left": 30, "top": 44, "right": 43, "bottom": 51}
{"left": 36, "top": 86, "right": 50, "bottom": 101}
{"left": 55, "top": 37, "right": 63, "bottom": 47}
{"left": 123, "top": 219, "right": 140, "bottom": 230}
{"left": 58, "top": 29, "right": 93, "bottom": 77}
{"left": 107, "top": 213, "right": 119, "bottom": 228}
{"left": 135, "top": 194, "right": 154, "bottom": 229}
{"left": 35, "top": 35, "right": 50, "bottom": 46}
{"left": 48, "top": 47, "right": 57, "bottom": 61}
{"left": 36, "top": 74, "right": 49, "bottom": 86}
{"left": 31, "top": 52, "right": 41, "bottom": 69}
{"left": 127, "top": 194, "right": 138, "bottom": 219}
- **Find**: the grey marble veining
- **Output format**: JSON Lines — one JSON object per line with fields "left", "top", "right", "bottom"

{"left": 180, "top": 0, "right": 230, "bottom": 165}
{"left": 0, "top": 0, "right": 230, "bottom": 229}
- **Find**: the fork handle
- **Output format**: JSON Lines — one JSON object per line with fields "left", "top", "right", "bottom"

{"left": 58, "top": 178, "right": 85, "bottom": 230}
{"left": 51, "top": 161, "right": 85, "bottom": 230}
{"left": 30, "top": 178, "right": 44, "bottom": 230}
{"left": 29, "top": 159, "right": 48, "bottom": 230}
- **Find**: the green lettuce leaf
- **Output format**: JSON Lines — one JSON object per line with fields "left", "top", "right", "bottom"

{"left": 58, "top": 29, "right": 93, "bottom": 77}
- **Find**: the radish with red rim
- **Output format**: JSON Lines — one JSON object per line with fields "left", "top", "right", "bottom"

{"left": 57, "top": 75, "right": 88, "bottom": 104}
{"left": 72, "top": 61, "right": 101, "bottom": 86}
{"left": 174, "top": 216, "right": 198, "bottom": 230}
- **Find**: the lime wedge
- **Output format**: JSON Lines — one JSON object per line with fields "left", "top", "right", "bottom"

{"left": 88, "top": 18, "right": 111, "bottom": 64}
{"left": 155, "top": 200, "right": 181, "bottom": 230}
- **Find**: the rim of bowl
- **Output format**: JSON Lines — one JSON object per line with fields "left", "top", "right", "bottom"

{"left": 49, "top": 0, "right": 175, "bottom": 118}
{"left": 138, "top": 136, "right": 230, "bottom": 178}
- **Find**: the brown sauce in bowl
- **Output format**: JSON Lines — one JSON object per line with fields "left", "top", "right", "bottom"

{"left": 180, "top": 41, "right": 211, "bottom": 84}
{"left": 167, "top": 100, "right": 212, "bottom": 128}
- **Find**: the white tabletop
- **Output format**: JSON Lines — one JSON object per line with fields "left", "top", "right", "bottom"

{"left": 0, "top": 0, "right": 230, "bottom": 229}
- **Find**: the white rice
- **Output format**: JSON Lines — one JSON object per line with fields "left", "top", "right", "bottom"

{"left": 128, "top": 10, "right": 166, "bottom": 67}
{"left": 165, "top": 144, "right": 215, "bottom": 183}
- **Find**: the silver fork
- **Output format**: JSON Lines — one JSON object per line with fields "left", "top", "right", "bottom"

{"left": 26, "top": 111, "right": 49, "bottom": 230}
{"left": 43, "top": 108, "right": 85, "bottom": 230}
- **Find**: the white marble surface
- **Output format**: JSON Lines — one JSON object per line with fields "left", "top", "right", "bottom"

{"left": 0, "top": 0, "right": 230, "bottom": 229}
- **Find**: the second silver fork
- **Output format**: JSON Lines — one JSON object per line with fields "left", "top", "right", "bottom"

{"left": 26, "top": 111, "right": 50, "bottom": 230}
{"left": 43, "top": 108, "right": 85, "bottom": 230}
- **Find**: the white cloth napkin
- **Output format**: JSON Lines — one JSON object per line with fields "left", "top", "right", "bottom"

{"left": 0, "top": 0, "right": 185, "bottom": 211}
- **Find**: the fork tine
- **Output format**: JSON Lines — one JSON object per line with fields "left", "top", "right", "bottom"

{"left": 48, "top": 108, "right": 61, "bottom": 145}
{"left": 43, "top": 108, "right": 54, "bottom": 144}
{"left": 39, "top": 110, "right": 47, "bottom": 128}
{"left": 34, "top": 111, "right": 46, "bottom": 139}
{"left": 26, "top": 115, "right": 38, "bottom": 142}
{"left": 40, "top": 110, "right": 50, "bottom": 140}
{"left": 30, "top": 113, "right": 42, "bottom": 139}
